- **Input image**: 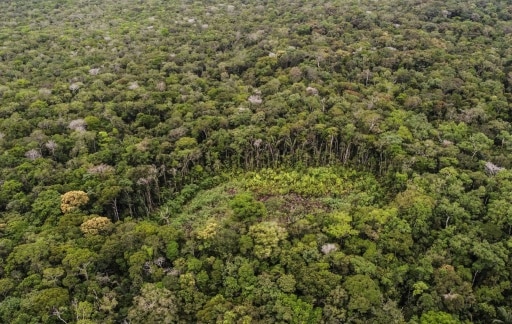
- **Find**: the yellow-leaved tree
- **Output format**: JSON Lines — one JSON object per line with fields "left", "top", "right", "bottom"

{"left": 80, "top": 216, "right": 113, "bottom": 235}
{"left": 60, "top": 190, "right": 89, "bottom": 214}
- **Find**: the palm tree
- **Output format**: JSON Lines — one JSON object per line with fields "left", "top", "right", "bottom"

{"left": 493, "top": 307, "right": 512, "bottom": 324}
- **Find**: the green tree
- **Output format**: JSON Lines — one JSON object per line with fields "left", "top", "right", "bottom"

{"left": 127, "top": 283, "right": 178, "bottom": 323}
{"left": 420, "top": 310, "right": 460, "bottom": 324}
{"left": 493, "top": 307, "right": 512, "bottom": 324}
{"left": 273, "top": 293, "right": 322, "bottom": 324}
{"left": 62, "top": 248, "right": 97, "bottom": 281}
{"left": 30, "top": 189, "right": 61, "bottom": 226}
{"left": 230, "top": 193, "right": 267, "bottom": 223}
{"left": 248, "top": 221, "right": 287, "bottom": 259}
{"left": 343, "top": 274, "right": 382, "bottom": 316}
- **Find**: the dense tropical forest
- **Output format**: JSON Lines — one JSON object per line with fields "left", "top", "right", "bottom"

{"left": 1, "top": 0, "right": 512, "bottom": 322}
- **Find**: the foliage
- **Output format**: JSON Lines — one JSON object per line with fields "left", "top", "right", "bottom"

{"left": 230, "top": 192, "right": 267, "bottom": 222}
{"left": 80, "top": 216, "right": 113, "bottom": 235}
{"left": 0, "top": 0, "right": 512, "bottom": 322}
{"left": 60, "top": 191, "right": 89, "bottom": 214}
{"left": 127, "top": 283, "right": 178, "bottom": 323}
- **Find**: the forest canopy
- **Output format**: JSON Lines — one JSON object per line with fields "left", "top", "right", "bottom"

{"left": 1, "top": 0, "right": 512, "bottom": 322}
